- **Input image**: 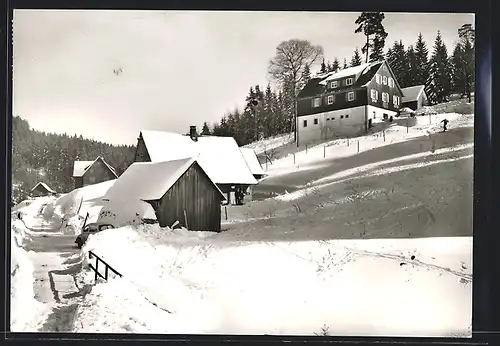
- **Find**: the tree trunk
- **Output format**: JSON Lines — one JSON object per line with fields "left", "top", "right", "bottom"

{"left": 365, "top": 34, "right": 370, "bottom": 63}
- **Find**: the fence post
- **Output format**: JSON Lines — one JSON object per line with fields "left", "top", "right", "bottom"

{"left": 429, "top": 113, "right": 432, "bottom": 125}
{"left": 347, "top": 137, "right": 350, "bottom": 147}
{"left": 306, "top": 144, "right": 308, "bottom": 153}
{"left": 323, "top": 145, "right": 326, "bottom": 158}
{"left": 357, "top": 140, "right": 360, "bottom": 153}
{"left": 224, "top": 206, "right": 228, "bottom": 220}
{"left": 383, "top": 129, "right": 386, "bottom": 142}
{"left": 95, "top": 260, "right": 99, "bottom": 281}
{"left": 293, "top": 153, "right": 296, "bottom": 164}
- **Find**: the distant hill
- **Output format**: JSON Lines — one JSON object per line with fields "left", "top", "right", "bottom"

{"left": 11, "top": 116, "right": 136, "bottom": 204}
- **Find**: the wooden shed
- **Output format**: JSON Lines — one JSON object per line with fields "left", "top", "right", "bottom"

{"left": 401, "top": 85, "right": 428, "bottom": 111}
{"left": 73, "top": 156, "right": 118, "bottom": 189}
{"left": 30, "top": 182, "right": 56, "bottom": 197}
{"left": 103, "top": 157, "right": 226, "bottom": 231}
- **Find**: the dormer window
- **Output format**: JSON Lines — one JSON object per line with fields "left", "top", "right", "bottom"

{"left": 313, "top": 97, "right": 321, "bottom": 107}
{"left": 330, "top": 81, "right": 338, "bottom": 88}
{"left": 327, "top": 95, "right": 335, "bottom": 104}
{"left": 375, "top": 74, "right": 381, "bottom": 84}
{"left": 345, "top": 77, "right": 353, "bottom": 86}
{"left": 382, "top": 76, "right": 388, "bottom": 85}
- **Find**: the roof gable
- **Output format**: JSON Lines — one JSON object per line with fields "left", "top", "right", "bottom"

{"left": 103, "top": 158, "right": 225, "bottom": 202}
{"left": 240, "top": 148, "right": 267, "bottom": 177}
{"left": 73, "top": 157, "right": 118, "bottom": 178}
{"left": 401, "top": 85, "right": 426, "bottom": 102}
{"left": 31, "top": 182, "right": 55, "bottom": 193}
{"left": 139, "top": 130, "right": 257, "bottom": 185}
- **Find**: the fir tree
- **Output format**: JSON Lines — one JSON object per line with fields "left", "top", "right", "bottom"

{"left": 425, "top": 31, "right": 451, "bottom": 104}
{"left": 354, "top": 12, "right": 388, "bottom": 63}
{"left": 414, "top": 33, "right": 429, "bottom": 86}
{"left": 387, "top": 40, "right": 408, "bottom": 87}
{"left": 200, "top": 122, "right": 211, "bottom": 136}
{"left": 320, "top": 58, "right": 327, "bottom": 74}
{"left": 458, "top": 23, "right": 475, "bottom": 102}
{"left": 343, "top": 58, "right": 348, "bottom": 69}
{"left": 406, "top": 45, "right": 418, "bottom": 87}
{"left": 450, "top": 42, "right": 466, "bottom": 95}
{"left": 330, "top": 58, "right": 340, "bottom": 72}
{"left": 350, "top": 47, "right": 363, "bottom": 67}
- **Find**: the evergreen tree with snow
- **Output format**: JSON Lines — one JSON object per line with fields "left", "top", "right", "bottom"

{"left": 350, "top": 47, "right": 363, "bottom": 67}
{"left": 386, "top": 40, "right": 409, "bottom": 87}
{"left": 343, "top": 58, "right": 348, "bottom": 69}
{"left": 330, "top": 58, "right": 340, "bottom": 72}
{"left": 458, "top": 23, "right": 475, "bottom": 102}
{"left": 320, "top": 58, "right": 327, "bottom": 74}
{"left": 450, "top": 42, "right": 466, "bottom": 95}
{"left": 200, "top": 122, "right": 211, "bottom": 136}
{"left": 414, "top": 33, "right": 429, "bottom": 86}
{"left": 425, "top": 31, "right": 451, "bottom": 104}
{"left": 406, "top": 45, "right": 419, "bottom": 87}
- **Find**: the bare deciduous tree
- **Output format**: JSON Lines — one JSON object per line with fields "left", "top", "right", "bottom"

{"left": 268, "top": 39, "right": 324, "bottom": 143}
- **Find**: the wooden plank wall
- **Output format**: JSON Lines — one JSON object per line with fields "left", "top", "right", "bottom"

{"left": 157, "top": 163, "right": 222, "bottom": 231}
{"left": 82, "top": 160, "right": 117, "bottom": 187}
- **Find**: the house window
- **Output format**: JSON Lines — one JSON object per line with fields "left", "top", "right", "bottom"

{"left": 330, "top": 81, "right": 338, "bottom": 88}
{"left": 303, "top": 120, "right": 308, "bottom": 127}
{"left": 314, "top": 118, "right": 318, "bottom": 125}
{"left": 393, "top": 95, "right": 399, "bottom": 106}
{"left": 347, "top": 91, "right": 355, "bottom": 101}
{"left": 326, "top": 118, "right": 330, "bottom": 121}
{"left": 373, "top": 111, "right": 376, "bottom": 119}
{"left": 327, "top": 95, "right": 334, "bottom": 104}
{"left": 382, "top": 92, "right": 389, "bottom": 103}
{"left": 332, "top": 117, "right": 335, "bottom": 120}
{"left": 370, "top": 89, "right": 378, "bottom": 101}
{"left": 313, "top": 98, "right": 321, "bottom": 107}
{"left": 382, "top": 76, "right": 388, "bottom": 85}
{"left": 375, "top": 74, "right": 381, "bottom": 84}
{"left": 340, "top": 115, "right": 344, "bottom": 119}
{"left": 345, "top": 114, "right": 350, "bottom": 119}
{"left": 345, "top": 77, "right": 353, "bottom": 86}
{"left": 388, "top": 78, "right": 394, "bottom": 88}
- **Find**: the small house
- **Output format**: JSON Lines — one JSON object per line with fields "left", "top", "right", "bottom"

{"left": 103, "top": 158, "right": 226, "bottom": 231}
{"left": 73, "top": 156, "right": 119, "bottom": 190}
{"left": 296, "top": 60, "right": 404, "bottom": 146}
{"left": 401, "top": 85, "right": 428, "bottom": 111}
{"left": 30, "top": 182, "right": 56, "bottom": 197}
{"left": 134, "top": 127, "right": 258, "bottom": 205}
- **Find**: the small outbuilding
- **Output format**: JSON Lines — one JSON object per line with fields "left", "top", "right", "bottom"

{"left": 30, "top": 182, "right": 56, "bottom": 197}
{"left": 73, "top": 156, "right": 119, "bottom": 189}
{"left": 401, "top": 85, "right": 428, "bottom": 111}
{"left": 103, "top": 157, "right": 226, "bottom": 232}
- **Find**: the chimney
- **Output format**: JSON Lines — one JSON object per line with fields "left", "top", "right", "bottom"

{"left": 189, "top": 126, "right": 198, "bottom": 142}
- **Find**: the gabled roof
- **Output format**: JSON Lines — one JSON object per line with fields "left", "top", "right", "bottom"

{"left": 297, "top": 61, "right": 383, "bottom": 98}
{"left": 30, "top": 182, "right": 56, "bottom": 193}
{"left": 240, "top": 148, "right": 267, "bottom": 177}
{"left": 139, "top": 131, "right": 258, "bottom": 186}
{"left": 73, "top": 156, "right": 118, "bottom": 178}
{"left": 401, "top": 85, "right": 426, "bottom": 103}
{"left": 103, "top": 158, "right": 226, "bottom": 202}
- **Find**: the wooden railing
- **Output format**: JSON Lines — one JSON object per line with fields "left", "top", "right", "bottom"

{"left": 88, "top": 251, "right": 122, "bottom": 282}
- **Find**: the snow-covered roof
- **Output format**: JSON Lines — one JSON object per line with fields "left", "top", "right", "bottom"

{"left": 30, "top": 182, "right": 56, "bottom": 193}
{"left": 240, "top": 148, "right": 267, "bottom": 177}
{"left": 73, "top": 157, "right": 118, "bottom": 178}
{"left": 401, "top": 85, "right": 426, "bottom": 103}
{"left": 103, "top": 158, "right": 225, "bottom": 202}
{"left": 322, "top": 62, "right": 379, "bottom": 83}
{"left": 139, "top": 131, "right": 257, "bottom": 185}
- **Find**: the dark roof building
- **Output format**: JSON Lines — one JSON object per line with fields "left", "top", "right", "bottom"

{"left": 30, "top": 182, "right": 56, "bottom": 197}
{"left": 72, "top": 156, "right": 119, "bottom": 190}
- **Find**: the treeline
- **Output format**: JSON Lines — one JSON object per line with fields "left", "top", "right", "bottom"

{"left": 200, "top": 13, "right": 474, "bottom": 145}
{"left": 12, "top": 116, "right": 136, "bottom": 203}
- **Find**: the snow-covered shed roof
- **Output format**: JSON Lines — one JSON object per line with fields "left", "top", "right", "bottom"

{"left": 72, "top": 157, "right": 118, "bottom": 178}
{"left": 139, "top": 131, "right": 258, "bottom": 186}
{"left": 322, "top": 62, "right": 377, "bottom": 83}
{"left": 103, "top": 158, "right": 225, "bottom": 202}
{"left": 30, "top": 182, "right": 56, "bottom": 193}
{"left": 240, "top": 148, "right": 267, "bottom": 177}
{"left": 401, "top": 85, "right": 426, "bottom": 103}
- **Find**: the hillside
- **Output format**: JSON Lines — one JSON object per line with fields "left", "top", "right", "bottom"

{"left": 11, "top": 116, "right": 136, "bottom": 204}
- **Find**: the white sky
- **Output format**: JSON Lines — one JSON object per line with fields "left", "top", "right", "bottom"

{"left": 13, "top": 10, "right": 474, "bottom": 145}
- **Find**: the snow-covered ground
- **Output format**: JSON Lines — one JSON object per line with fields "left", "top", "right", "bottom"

{"left": 264, "top": 113, "right": 473, "bottom": 177}
{"left": 73, "top": 225, "right": 471, "bottom": 336}
{"left": 243, "top": 133, "right": 295, "bottom": 155}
